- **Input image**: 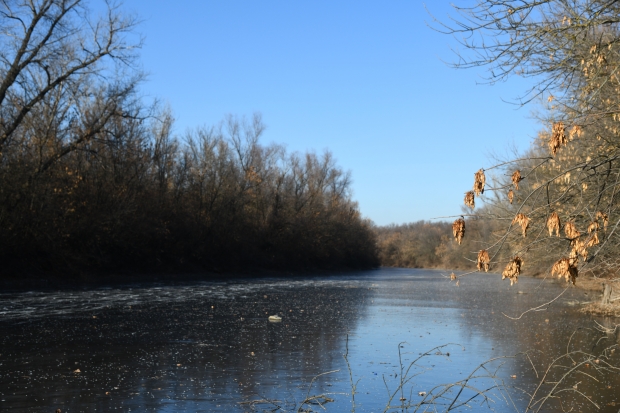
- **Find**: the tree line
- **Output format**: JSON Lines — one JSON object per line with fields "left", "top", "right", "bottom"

{"left": 373, "top": 217, "right": 500, "bottom": 271}
{"left": 0, "top": 1, "right": 378, "bottom": 281}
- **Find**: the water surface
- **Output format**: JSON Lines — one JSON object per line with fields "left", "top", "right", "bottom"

{"left": 1, "top": 268, "right": 618, "bottom": 412}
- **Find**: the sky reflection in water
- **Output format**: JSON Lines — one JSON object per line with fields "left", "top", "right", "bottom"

{"left": 1, "top": 268, "right": 618, "bottom": 412}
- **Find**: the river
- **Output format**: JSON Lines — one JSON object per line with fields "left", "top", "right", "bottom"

{"left": 0, "top": 268, "right": 618, "bottom": 412}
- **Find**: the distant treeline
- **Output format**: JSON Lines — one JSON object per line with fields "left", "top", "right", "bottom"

{"left": 374, "top": 218, "right": 497, "bottom": 270}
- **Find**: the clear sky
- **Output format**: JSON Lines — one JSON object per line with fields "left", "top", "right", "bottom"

{"left": 119, "top": 0, "right": 540, "bottom": 226}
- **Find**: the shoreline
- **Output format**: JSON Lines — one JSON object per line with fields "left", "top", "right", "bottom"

{"left": 4, "top": 266, "right": 618, "bottom": 317}
{"left": 0, "top": 265, "right": 380, "bottom": 293}
{"left": 382, "top": 265, "right": 620, "bottom": 317}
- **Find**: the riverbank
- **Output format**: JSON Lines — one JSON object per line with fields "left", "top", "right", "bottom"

{"left": 405, "top": 265, "right": 620, "bottom": 318}
{"left": 525, "top": 271, "right": 620, "bottom": 317}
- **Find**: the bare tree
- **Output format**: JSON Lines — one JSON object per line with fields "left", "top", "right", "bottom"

{"left": 433, "top": 1, "right": 620, "bottom": 288}
{"left": 0, "top": 0, "right": 142, "bottom": 166}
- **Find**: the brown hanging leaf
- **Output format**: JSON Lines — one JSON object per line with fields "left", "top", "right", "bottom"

{"left": 547, "top": 212, "right": 561, "bottom": 237}
{"left": 450, "top": 272, "right": 457, "bottom": 281}
{"left": 549, "top": 121, "right": 567, "bottom": 155}
{"left": 569, "top": 125, "right": 583, "bottom": 139}
{"left": 477, "top": 249, "right": 490, "bottom": 272}
{"left": 587, "top": 232, "right": 599, "bottom": 248}
{"left": 508, "top": 189, "right": 514, "bottom": 204}
{"left": 596, "top": 211, "right": 609, "bottom": 231}
{"left": 564, "top": 221, "right": 580, "bottom": 239}
{"left": 587, "top": 220, "right": 599, "bottom": 234}
{"left": 452, "top": 218, "right": 465, "bottom": 245}
{"left": 464, "top": 191, "right": 475, "bottom": 209}
{"left": 512, "top": 213, "right": 530, "bottom": 237}
{"left": 572, "top": 239, "right": 588, "bottom": 261}
{"left": 473, "top": 169, "right": 486, "bottom": 196}
{"left": 551, "top": 257, "right": 578, "bottom": 285}
{"left": 511, "top": 170, "right": 522, "bottom": 190}
{"left": 568, "top": 249, "right": 579, "bottom": 266}
{"left": 502, "top": 256, "right": 523, "bottom": 286}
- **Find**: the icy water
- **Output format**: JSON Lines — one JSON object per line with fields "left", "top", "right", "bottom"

{"left": 1, "top": 268, "right": 619, "bottom": 412}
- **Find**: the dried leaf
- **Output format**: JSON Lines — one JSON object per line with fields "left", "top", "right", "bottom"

{"left": 587, "top": 220, "right": 599, "bottom": 234}
{"left": 551, "top": 257, "right": 578, "bottom": 285}
{"left": 569, "top": 125, "right": 583, "bottom": 139}
{"left": 587, "top": 232, "right": 599, "bottom": 247}
{"left": 511, "top": 170, "right": 522, "bottom": 190}
{"left": 564, "top": 221, "right": 580, "bottom": 239}
{"left": 452, "top": 218, "right": 465, "bottom": 245}
{"left": 512, "top": 213, "right": 530, "bottom": 237}
{"left": 502, "top": 256, "right": 523, "bottom": 286}
{"left": 477, "top": 250, "right": 490, "bottom": 272}
{"left": 508, "top": 189, "right": 514, "bottom": 204}
{"left": 572, "top": 239, "right": 588, "bottom": 261}
{"left": 596, "top": 211, "right": 609, "bottom": 231}
{"left": 473, "top": 169, "right": 486, "bottom": 196}
{"left": 450, "top": 272, "right": 457, "bottom": 281}
{"left": 549, "top": 121, "right": 567, "bottom": 156}
{"left": 569, "top": 249, "right": 579, "bottom": 266}
{"left": 546, "top": 212, "right": 561, "bottom": 237}
{"left": 464, "top": 191, "right": 475, "bottom": 209}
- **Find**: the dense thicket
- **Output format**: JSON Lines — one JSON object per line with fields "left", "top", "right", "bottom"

{"left": 1, "top": 110, "right": 379, "bottom": 278}
{"left": 0, "top": 1, "right": 378, "bottom": 280}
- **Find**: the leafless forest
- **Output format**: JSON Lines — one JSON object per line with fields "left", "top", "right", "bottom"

{"left": 0, "top": 1, "right": 378, "bottom": 281}
{"left": 373, "top": 218, "right": 497, "bottom": 271}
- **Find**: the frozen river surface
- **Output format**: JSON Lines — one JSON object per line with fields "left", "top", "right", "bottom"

{"left": 1, "top": 268, "right": 619, "bottom": 412}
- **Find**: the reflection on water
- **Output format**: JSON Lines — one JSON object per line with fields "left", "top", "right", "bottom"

{"left": 0, "top": 268, "right": 618, "bottom": 412}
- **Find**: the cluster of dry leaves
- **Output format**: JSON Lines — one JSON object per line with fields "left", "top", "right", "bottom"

{"left": 547, "top": 212, "right": 561, "bottom": 236}
{"left": 477, "top": 250, "right": 490, "bottom": 272}
{"left": 547, "top": 212, "right": 609, "bottom": 284}
{"left": 464, "top": 169, "right": 486, "bottom": 210}
{"left": 501, "top": 256, "right": 523, "bottom": 286}
{"left": 455, "top": 126, "right": 612, "bottom": 286}
{"left": 506, "top": 170, "right": 522, "bottom": 204}
{"left": 473, "top": 169, "right": 486, "bottom": 196}
{"left": 464, "top": 191, "right": 475, "bottom": 209}
{"left": 512, "top": 213, "right": 530, "bottom": 237}
{"left": 551, "top": 257, "right": 579, "bottom": 285}
{"left": 456, "top": 158, "right": 610, "bottom": 286}
{"left": 549, "top": 122, "right": 567, "bottom": 156}
{"left": 511, "top": 170, "right": 521, "bottom": 190}
{"left": 452, "top": 217, "right": 465, "bottom": 245}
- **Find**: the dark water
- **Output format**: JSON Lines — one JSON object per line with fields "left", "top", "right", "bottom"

{"left": 1, "top": 268, "right": 619, "bottom": 412}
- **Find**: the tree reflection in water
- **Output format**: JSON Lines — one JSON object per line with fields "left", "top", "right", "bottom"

{"left": 0, "top": 268, "right": 619, "bottom": 412}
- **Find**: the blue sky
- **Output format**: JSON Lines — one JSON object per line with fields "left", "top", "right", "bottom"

{"left": 119, "top": 0, "right": 540, "bottom": 226}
